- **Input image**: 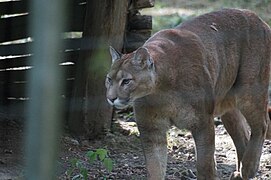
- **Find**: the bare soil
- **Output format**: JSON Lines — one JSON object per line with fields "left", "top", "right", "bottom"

{"left": 56, "top": 113, "right": 271, "bottom": 180}
{"left": 0, "top": 119, "right": 24, "bottom": 179}
{"left": 0, "top": 111, "right": 271, "bottom": 180}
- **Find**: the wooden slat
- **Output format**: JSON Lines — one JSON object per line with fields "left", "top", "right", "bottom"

{"left": 0, "top": 69, "right": 29, "bottom": 82}
{"left": 64, "top": 79, "right": 75, "bottom": 97}
{"left": 0, "top": 38, "right": 82, "bottom": 56}
{"left": 0, "top": 56, "right": 31, "bottom": 69}
{"left": 0, "top": 82, "right": 27, "bottom": 98}
{"left": 0, "top": 78, "right": 75, "bottom": 99}
{"left": 63, "top": 38, "right": 82, "bottom": 51}
{"left": 0, "top": 3, "right": 86, "bottom": 43}
{"left": 0, "top": 0, "right": 86, "bottom": 16}
{"left": 0, "top": 42, "right": 30, "bottom": 56}
{"left": 0, "top": 49, "right": 79, "bottom": 69}
{"left": 0, "top": 64, "right": 76, "bottom": 83}
{"left": 67, "top": 3, "right": 86, "bottom": 32}
{"left": 0, "top": 15, "right": 29, "bottom": 43}
{"left": 62, "top": 50, "right": 80, "bottom": 63}
{"left": 1, "top": 97, "right": 73, "bottom": 119}
{"left": 8, "top": 82, "right": 27, "bottom": 98}
{"left": 62, "top": 65, "right": 76, "bottom": 79}
{"left": 0, "top": 0, "right": 28, "bottom": 16}
{"left": 68, "top": 17, "right": 84, "bottom": 32}
{"left": 1, "top": 94, "right": 73, "bottom": 118}
{"left": 0, "top": 98, "right": 27, "bottom": 117}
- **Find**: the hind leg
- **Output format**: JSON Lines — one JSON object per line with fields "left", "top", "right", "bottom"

{"left": 232, "top": 44, "right": 270, "bottom": 178}
{"left": 237, "top": 91, "right": 269, "bottom": 179}
{"left": 221, "top": 109, "right": 249, "bottom": 171}
{"left": 239, "top": 110, "right": 268, "bottom": 179}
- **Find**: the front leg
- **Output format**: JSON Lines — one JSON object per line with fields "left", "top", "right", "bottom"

{"left": 191, "top": 115, "right": 217, "bottom": 180}
{"left": 137, "top": 117, "right": 170, "bottom": 180}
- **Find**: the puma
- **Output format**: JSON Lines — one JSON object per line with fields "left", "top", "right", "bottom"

{"left": 105, "top": 9, "right": 271, "bottom": 180}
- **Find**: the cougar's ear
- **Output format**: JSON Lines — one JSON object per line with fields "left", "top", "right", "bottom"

{"left": 109, "top": 46, "right": 122, "bottom": 63}
{"left": 133, "top": 47, "right": 154, "bottom": 70}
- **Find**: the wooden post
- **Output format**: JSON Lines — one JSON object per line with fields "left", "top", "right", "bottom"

{"left": 25, "top": 0, "right": 66, "bottom": 179}
{"left": 68, "top": 0, "right": 128, "bottom": 138}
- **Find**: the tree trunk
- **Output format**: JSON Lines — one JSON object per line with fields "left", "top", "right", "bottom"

{"left": 68, "top": 0, "right": 128, "bottom": 138}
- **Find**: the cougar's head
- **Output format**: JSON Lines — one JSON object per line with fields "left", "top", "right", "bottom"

{"left": 105, "top": 46, "right": 156, "bottom": 109}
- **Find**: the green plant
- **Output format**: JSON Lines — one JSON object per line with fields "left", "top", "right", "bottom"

{"left": 66, "top": 148, "right": 113, "bottom": 180}
{"left": 86, "top": 149, "right": 113, "bottom": 172}
{"left": 67, "top": 158, "right": 88, "bottom": 180}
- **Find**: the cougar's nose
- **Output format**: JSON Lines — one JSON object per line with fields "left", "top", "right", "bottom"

{"left": 107, "top": 97, "right": 117, "bottom": 105}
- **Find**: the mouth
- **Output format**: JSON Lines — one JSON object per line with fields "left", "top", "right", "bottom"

{"left": 107, "top": 98, "right": 132, "bottom": 109}
{"left": 113, "top": 104, "right": 130, "bottom": 110}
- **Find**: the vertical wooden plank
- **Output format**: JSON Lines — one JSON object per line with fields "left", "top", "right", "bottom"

{"left": 68, "top": 0, "right": 128, "bottom": 137}
{"left": 24, "top": 0, "right": 66, "bottom": 179}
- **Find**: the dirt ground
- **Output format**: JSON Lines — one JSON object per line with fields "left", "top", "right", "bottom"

{"left": 1, "top": 112, "right": 270, "bottom": 180}
{"left": 0, "top": 119, "right": 24, "bottom": 179}
{"left": 57, "top": 113, "right": 271, "bottom": 180}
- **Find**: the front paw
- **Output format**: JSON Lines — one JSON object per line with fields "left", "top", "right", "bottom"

{"left": 230, "top": 171, "right": 242, "bottom": 180}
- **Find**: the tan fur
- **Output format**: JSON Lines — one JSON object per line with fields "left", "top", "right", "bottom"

{"left": 106, "top": 9, "right": 271, "bottom": 180}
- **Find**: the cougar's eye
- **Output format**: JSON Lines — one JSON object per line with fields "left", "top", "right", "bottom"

{"left": 107, "top": 76, "right": 112, "bottom": 84}
{"left": 121, "top": 79, "right": 132, "bottom": 86}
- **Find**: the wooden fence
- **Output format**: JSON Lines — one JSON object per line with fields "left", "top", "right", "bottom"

{"left": 0, "top": 0, "right": 86, "bottom": 120}
{"left": 0, "top": 0, "right": 153, "bottom": 121}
